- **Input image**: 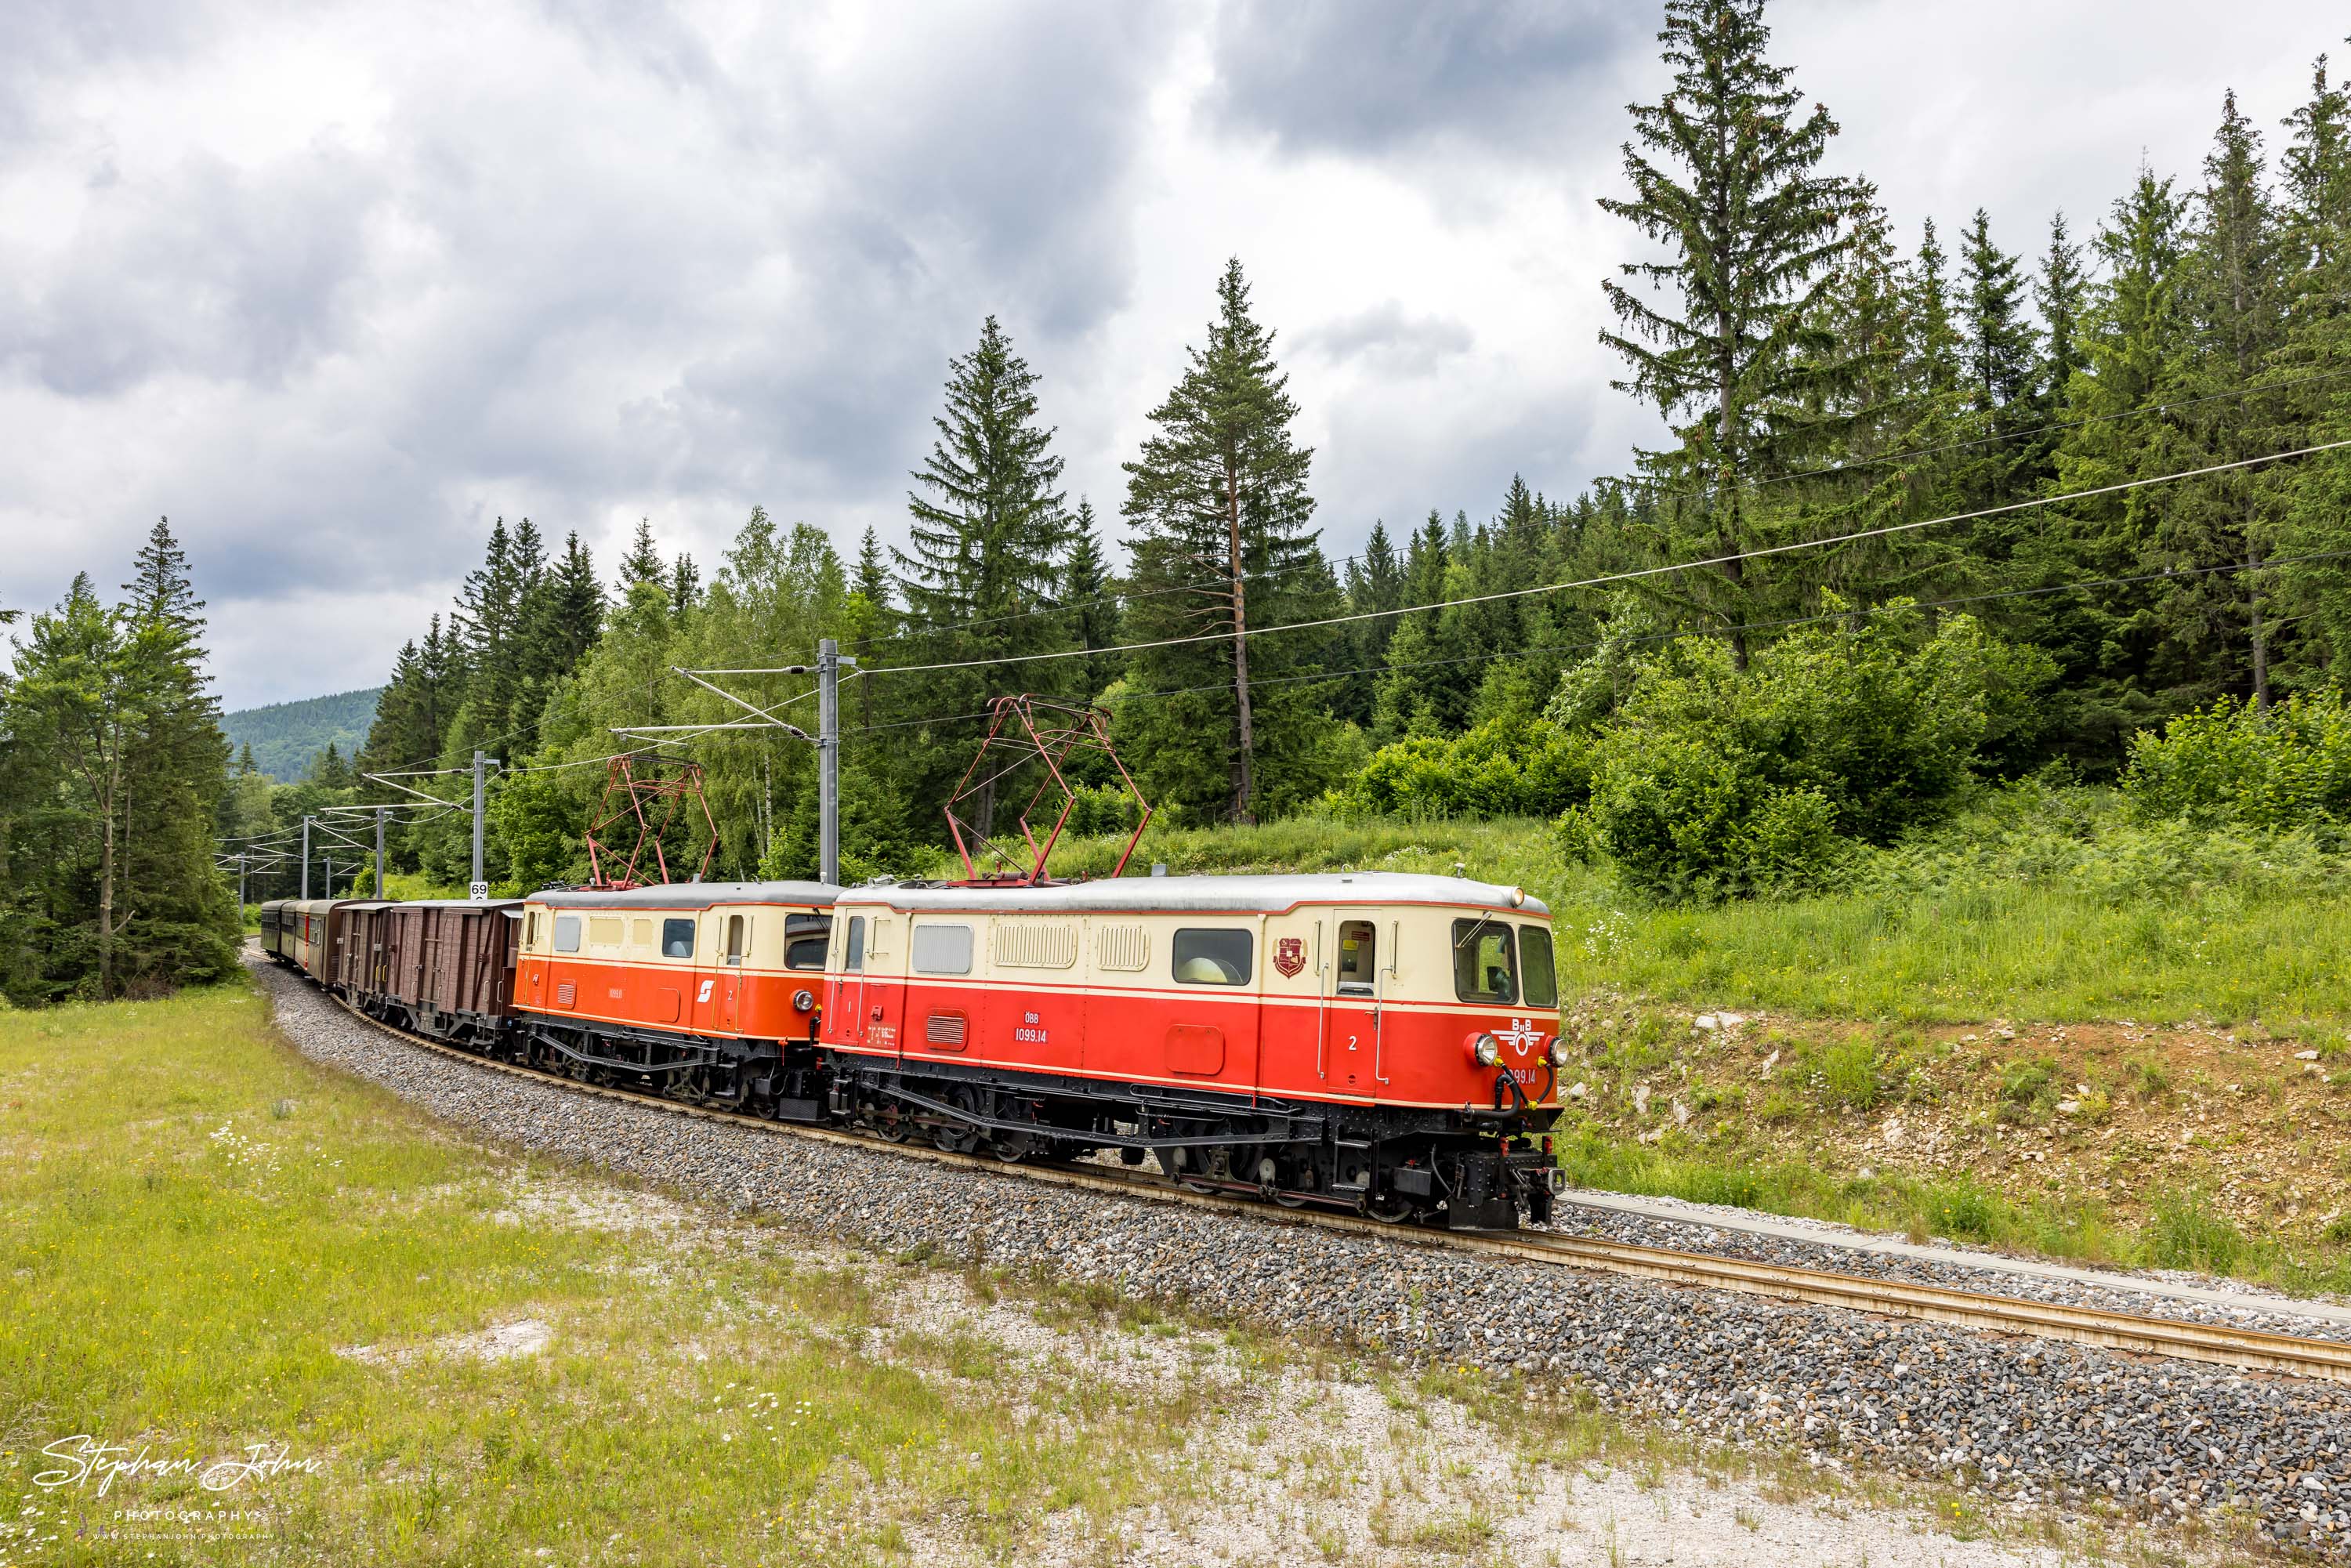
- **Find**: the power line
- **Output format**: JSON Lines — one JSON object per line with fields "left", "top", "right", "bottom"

{"left": 1607, "top": 362, "right": 2351, "bottom": 509}
{"left": 823, "top": 545, "right": 2351, "bottom": 741}
{"left": 835, "top": 367, "right": 2351, "bottom": 664}
{"left": 856, "top": 439, "right": 2351, "bottom": 679}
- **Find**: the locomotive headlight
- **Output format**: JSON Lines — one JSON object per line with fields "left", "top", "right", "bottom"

{"left": 1471, "top": 1033, "right": 1501, "bottom": 1066}
{"left": 792, "top": 988, "right": 816, "bottom": 1012}
{"left": 1547, "top": 1039, "right": 1570, "bottom": 1067}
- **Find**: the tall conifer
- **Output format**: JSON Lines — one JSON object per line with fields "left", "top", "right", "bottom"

{"left": 1121, "top": 261, "right": 1337, "bottom": 820}
{"left": 1598, "top": 0, "right": 1858, "bottom": 664}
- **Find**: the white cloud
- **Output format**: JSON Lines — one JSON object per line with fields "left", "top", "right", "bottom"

{"left": 0, "top": 0, "right": 2337, "bottom": 708}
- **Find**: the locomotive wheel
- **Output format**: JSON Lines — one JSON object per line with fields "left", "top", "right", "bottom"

{"left": 933, "top": 1088, "right": 981, "bottom": 1154}
{"left": 1366, "top": 1192, "right": 1415, "bottom": 1224}
{"left": 1168, "top": 1148, "right": 1216, "bottom": 1193}
{"left": 990, "top": 1130, "right": 1035, "bottom": 1163}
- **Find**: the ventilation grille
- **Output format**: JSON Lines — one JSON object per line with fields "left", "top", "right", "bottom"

{"left": 1096, "top": 924, "right": 1149, "bottom": 972}
{"left": 925, "top": 1011, "right": 968, "bottom": 1046}
{"left": 995, "top": 920, "right": 1078, "bottom": 969}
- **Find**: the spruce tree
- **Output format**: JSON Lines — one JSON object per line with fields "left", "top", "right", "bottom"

{"left": 897, "top": 316, "right": 1069, "bottom": 643}
{"left": 2270, "top": 53, "right": 2351, "bottom": 671}
{"left": 1598, "top": 0, "right": 1858, "bottom": 664}
{"left": 670, "top": 552, "right": 702, "bottom": 618}
{"left": 1339, "top": 519, "right": 1404, "bottom": 725}
{"left": 1061, "top": 499, "right": 1120, "bottom": 701}
{"left": 617, "top": 519, "right": 665, "bottom": 595}
{"left": 2036, "top": 212, "right": 2089, "bottom": 409}
{"left": 2041, "top": 166, "right": 2190, "bottom": 758}
{"left": 1959, "top": 210, "right": 2040, "bottom": 418}
{"left": 1951, "top": 208, "right": 2043, "bottom": 512}
{"left": 454, "top": 517, "right": 524, "bottom": 742}
{"left": 2280, "top": 53, "right": 2348, "bottom": 284}
{"left": 2, "top": 521, "right": 235, "bottom": 998}
{"left": 115, "top": 517, "right": 237, "bottom": 989}
{"left": 1121, "top": 260, "right": 1336, "bottom": 821}
{"left": 2164, "top": 91, "right": 2289, "bottom": 706}
{"left": 893, "top": 315, "right": 1074, "bottom": 830}
{"left": 853, "top": 526, "right": 892, "bottom": 610}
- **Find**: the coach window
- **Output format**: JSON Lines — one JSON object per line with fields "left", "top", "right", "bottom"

{"left": 1519, "top": 925, "right": 1558, "bottom": 1009}
{"left": 1335, "top": 920, "right": 1377, "bottom": 995}
{"left": 1451, "top": 918, "right": 1516, "bottom": 1005}
{"left": 911, "top": 922, "right": 974, "bottom": 976}
{"left": 843, "top": 915, "right": 866, "bottom": 972}
{"left": 784, "top": 913, "right": 831, "bottom": 971}
{"left": 1172, "top": 928, "right": 1252, "bottom": 986}
{"left": 661, "top": 918, "right": 696, "bottom": 959}
{"left": 553, "top": 914, "right": 581, "bottom": 954}
{"left": 725, "top": 914, "right": 748, "bottom": 966}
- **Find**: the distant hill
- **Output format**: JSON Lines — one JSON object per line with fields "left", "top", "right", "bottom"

{"left": 222, "top": 687, "right": 382, "bottom": 781}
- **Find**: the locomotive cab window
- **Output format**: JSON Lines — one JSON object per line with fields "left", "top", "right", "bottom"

{"left": 725, "top": 914, "right": 748, "bottom": 966}
{"left": 911, "top": 922, "right": 974, "bottom": 976}
{"left": 1451, "top": 918, "right": 1517, "bottom": 1005}
{"left": 1173, "top": 928, "right": 1252, "bottom": 986}
{"left": 1518, "top": 925, "right": 1558, "bottom": 1009}
{"left": 524, "top": 911, "right": 540, "bottom": 948}
{"left": 661, "top": 918, "right": 695, "bottom": 959}
{"left": 784, "top": 912, "right": 831, "bottom": 971}
{"left": 553, "top": 914, "right": 581, "bottom": 954}
{"left": 842, "top": 915, "right": 866, "bottom": 972}
{"left": 1336, "top": 920, "right": 1377, "bottom": 995}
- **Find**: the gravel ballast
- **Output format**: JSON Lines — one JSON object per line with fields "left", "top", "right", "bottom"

{"left": 252, "top": 954, "right": 2351, "bottom": 1555}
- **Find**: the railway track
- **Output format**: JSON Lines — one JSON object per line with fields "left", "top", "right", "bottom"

{"left": 326, "top": 990, "right": 2351, "bottom": 1388}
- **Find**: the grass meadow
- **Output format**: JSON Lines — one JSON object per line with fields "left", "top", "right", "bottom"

{"left": 0, "top": 982, "right": 1256, "bottom": 1565}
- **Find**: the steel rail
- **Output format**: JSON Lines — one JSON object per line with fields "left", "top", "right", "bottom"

{"left": 311, "top": 984, "right": 2351, "bottom": 1386}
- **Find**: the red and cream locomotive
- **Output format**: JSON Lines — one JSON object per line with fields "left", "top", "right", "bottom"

{"left": 268, "top": 868, "right": 1566, "bottom": 1228}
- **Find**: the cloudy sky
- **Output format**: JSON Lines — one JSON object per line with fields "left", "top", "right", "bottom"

{"left": 2, "top": 0, "right": 2339, "bottom": 712}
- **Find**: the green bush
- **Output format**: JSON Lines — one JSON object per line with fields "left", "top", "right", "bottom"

{"left": 1565, "top": 607, "right": 2052, "bottom": 900}
{"left": 1328, "top": 718, "right": 1591, "bottom": 820}
{"left": 2123, "top": 690, "right": 2351, "bottom": 831}
{"left": 1842, "top": 774, "right": 2351, "bottom": 905}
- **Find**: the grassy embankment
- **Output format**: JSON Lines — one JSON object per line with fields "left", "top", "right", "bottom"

{"left": 1031, "top": 788, "right": 2351, "bottom": 1292}
{"left": 0, "top": 982, "right": 1276, "bottom": 1563}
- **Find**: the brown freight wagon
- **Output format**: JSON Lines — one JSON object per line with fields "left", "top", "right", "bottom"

{"left": 338, "top": 899, "right": 524, "bottom": 1048}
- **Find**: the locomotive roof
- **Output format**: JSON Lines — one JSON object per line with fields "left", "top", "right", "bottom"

{"left": 839, "top": 871, "right": 1549, "bottom": 917}
{"left": 529, "top": 880, "right": 839, "bottom": 910}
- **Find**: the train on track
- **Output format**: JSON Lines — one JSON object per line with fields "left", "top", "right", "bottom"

{"left": 260, "top": 871, "right": 1569, "bottom": 1228}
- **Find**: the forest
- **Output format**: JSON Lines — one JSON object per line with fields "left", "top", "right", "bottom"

{"left": 220, "top": 687, "right": 383, "bottom": 783}
{"left": 5, "top": 0, "right": 2351, "bottom": 998}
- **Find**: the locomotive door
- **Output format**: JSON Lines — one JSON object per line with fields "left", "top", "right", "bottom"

{"left": 828, "top": 913, "right": 869, "bottom": 1052}
{"left": 716, "top": 912, "right": 748, "bottom": 1034}
{"left": 1324, "top": 911, "right": 1385, "bottom": 1096}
